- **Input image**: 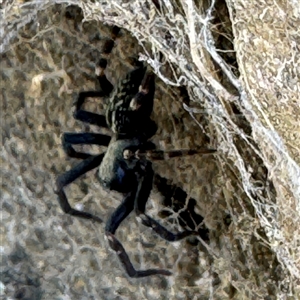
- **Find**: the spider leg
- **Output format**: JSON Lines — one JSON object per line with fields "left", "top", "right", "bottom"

{"left": 92, "top": 25, "right": 120, "bottom": 94}
{"left": 105, "top": 192, "right": 172, "bottom": 277}
{"left": 73, "top": 90, "right": 109, "bottom": 127}
{"left": 55, "top": 154, "right": 104, "bottom": 223}
{"left": 73, "top": 58, "right": 114, "bottom": 127}
{"left": 95, "top": 58, "right": 114, "bottom": 95}
{"left": 130, "top": 71, "right": 155, "bottom": 117}
{"left": 137, "top": 148, "right": 217, "bottom": 161}
{"left": 62, "top": 132, "right": 111, "bottom": 159}
{"left": 73, "top": 27, "right": 122, "bottom": 127}
{"left": 134, "top": 161, "right": 199, "bottom": 242}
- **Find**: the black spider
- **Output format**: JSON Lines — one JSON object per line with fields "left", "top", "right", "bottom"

{"left": 55, "top": 27, "right": 215, "bottom": 278}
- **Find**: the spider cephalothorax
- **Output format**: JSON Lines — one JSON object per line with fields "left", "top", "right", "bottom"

{"left": 55, "top": 26, "right": 215, "bottom": 277}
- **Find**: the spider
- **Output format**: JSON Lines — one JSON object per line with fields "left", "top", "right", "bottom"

{"left": 55, "top": 27, "right": 215, "bottom": 277}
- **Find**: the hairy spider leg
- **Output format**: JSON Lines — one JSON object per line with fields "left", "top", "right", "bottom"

{"left": 105, "top": 231, "right": 172, "bottom": 278}
{"left": 56, "top": 153, "right": 105, "bottom": 223}
{"left": 55, "top": 25, "right": 123, "bottom": 223}
{"left": 74, "top": 91, "right": 108, "bottom": 126}
{"left": 101, "top": 26, "right": 121, "bottom": 55}
{"left": 91, "top": 25, "right": 121, "bottom": 95}
{"left": 137, "top": 148, "right": 217, "bottom": 161}
{"left": 131, "top": 71, "right": 155, "bottom": 117}
{"left": 57, "top": 132, "right": 111, "bottom": 222}
{"left": 62, "top": 132, "right": 111, "bottom": 159}
{"left": 104, "top": 161, "right": 200, "bottom": 277}
{"left": 94, "top": 58, "right": 114, "bottom": 95}
{"left": 105, "top": 181, "right": 172, "bottom": 277}
{"left": 129, "top": 71, "right": 157, "bottom": 140}
{"left": 73, "top": 28, "right": 122, "bottom": 126}
{"left": 133, "top": 161, "right": 199, "bottom": 242}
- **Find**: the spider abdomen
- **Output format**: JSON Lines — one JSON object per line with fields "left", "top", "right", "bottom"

{"left": 106, "top": 66, "right": 147, "bottom": 133}
{"left": 105, "top": 64, "right": 156, "bottom": 140}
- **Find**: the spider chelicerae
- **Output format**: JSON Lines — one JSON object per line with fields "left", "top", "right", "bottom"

{"left": 55, "top": 26, "right": 215, "bottom": 277}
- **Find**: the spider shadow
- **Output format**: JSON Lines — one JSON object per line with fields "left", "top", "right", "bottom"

{"left": 153, "top": 174, "right": 209, "bottom": 242}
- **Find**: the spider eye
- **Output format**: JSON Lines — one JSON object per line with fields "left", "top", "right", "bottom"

{"left": 123, "top": 149, "right": 134, "bottom": 159}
